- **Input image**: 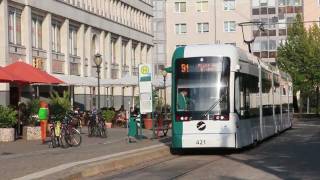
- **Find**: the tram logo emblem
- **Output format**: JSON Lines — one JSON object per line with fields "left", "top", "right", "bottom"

{"left": 197, "top": 121, "right": 206, "bottom": 131}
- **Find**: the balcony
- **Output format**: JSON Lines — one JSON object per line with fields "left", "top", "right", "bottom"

{"left": 32, "top": 48, "right": 46, "bottom": 59}
{"left": 52, "top": 51, "right": 65, "bottom": 74}
{"left": 9, "top": 44, "right": 26, "bottom": 56}
{"left": 9, "top": 44, "right": 26, "bottom": 63}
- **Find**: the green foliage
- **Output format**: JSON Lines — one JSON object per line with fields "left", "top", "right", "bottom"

{"left": 26, "top": 99, "right": 40, "bottom": 125}
{"left": 102, "top": 110, "right": 116, "bottom": 123}
{"left": 50, "top": 91, "right": 71, "bottom": 122}
{"left": 277, "top": 14, "right": 320, "bottom": 94}
{"left": 0, "top": 106, "right": 17, "bottom": 128}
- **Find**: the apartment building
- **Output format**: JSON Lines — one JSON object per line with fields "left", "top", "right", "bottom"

{"left": 304, "top": 0, "right": 320, "bottom": 29}
{"left": 0, "top": 0, "right": 153, "bottom": 109}
{"left": 153, "top": 0, "right": 166, "bottom": 75}
{"left": 251, "top": 0, "right": 303, "bottom": 65}
{"left": 166, "top": 0, "right": 252, "bottom": 66}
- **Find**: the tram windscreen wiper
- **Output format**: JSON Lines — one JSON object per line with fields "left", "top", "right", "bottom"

{"left": 201, "top": 95, "right": 225, "bottom": 119}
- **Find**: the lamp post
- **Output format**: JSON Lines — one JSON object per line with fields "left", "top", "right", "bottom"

{"left": 94, "top": 53, "right": 102, "bottom": 110}
{"left": 161, "top": 70, "right": 168, "bottom": 120}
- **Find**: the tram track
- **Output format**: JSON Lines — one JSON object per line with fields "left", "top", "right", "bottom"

{"left": 100, "top": 153, "right": 228, "bottom": 180}
{"left": 169, "top": 156, "right": 225, "bottom": 180}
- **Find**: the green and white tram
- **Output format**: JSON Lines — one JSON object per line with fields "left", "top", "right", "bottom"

{"left": 171, "top": 44, "right": 293, "bottom": 150}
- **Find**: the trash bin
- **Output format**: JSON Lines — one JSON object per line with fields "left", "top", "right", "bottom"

{"left": 128, "top": 116, "right": 138, "bottom": 137}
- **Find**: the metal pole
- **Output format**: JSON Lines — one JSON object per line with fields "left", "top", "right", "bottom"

{"left": 97, "top": 65, "right": 101, "bottom": 110}
{"left": 164, "top": 76, "right": 167, "bottom": 120}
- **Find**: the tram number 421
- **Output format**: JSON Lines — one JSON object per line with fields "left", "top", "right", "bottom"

{"left": 196, "top": 139, "right": 206, "bottom": 145}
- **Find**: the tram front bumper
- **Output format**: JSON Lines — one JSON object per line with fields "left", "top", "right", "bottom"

{"left": 172, "top": 133, "right": 236, "bottom": 148}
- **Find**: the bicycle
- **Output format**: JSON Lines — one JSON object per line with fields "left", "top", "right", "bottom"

{"left": 49, "top": 113, "right": 82, "bottom": 148}
{"left": 62, "top": 113, "right": 82, "bottom": 147}
{"left": 88, "top": 111, "right": 107, "bottom": 138}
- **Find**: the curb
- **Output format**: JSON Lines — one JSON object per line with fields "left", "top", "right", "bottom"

{"left": 60, "top": 144, "right": 171, "bottom": 179}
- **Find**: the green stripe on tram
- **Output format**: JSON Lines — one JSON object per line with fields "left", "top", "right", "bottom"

{"left": 171, "top": 47, "right": 185, "bottom": 148}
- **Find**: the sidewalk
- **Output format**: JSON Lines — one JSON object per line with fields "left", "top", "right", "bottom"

{"left": 0, "top": 127, "right": 171, "bottom": 180}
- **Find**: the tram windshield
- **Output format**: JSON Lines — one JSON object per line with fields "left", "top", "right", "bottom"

{"left": 175, "top": 57, "right": 230, "bottom": 119}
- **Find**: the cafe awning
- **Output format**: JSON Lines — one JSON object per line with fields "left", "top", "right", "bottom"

{"left": 51, "top": 74, "right": 97, "bottom": 86}
{"left": 2, "top": 62, "right": 63, "bottom": 84}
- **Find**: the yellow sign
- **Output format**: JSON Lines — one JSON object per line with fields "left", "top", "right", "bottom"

{"left": 140, "top": 65, "right": 149, "bottom": 74}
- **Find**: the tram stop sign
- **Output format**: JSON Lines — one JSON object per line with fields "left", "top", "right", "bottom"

{"left": 138, "top": 64, "right": 153, "bottom": 114}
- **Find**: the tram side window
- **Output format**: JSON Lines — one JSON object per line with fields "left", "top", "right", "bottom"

{"left": 281, "top": 85, "right": 288, "bottom": 113}
{"left": 235, "top": 73, "right": 259, "bottom": 119}
{"left": 273, "top": 74, "right": 281, "bottom": 115}
{"left": 262, "top": 70, "right": 273, "bottom": 116}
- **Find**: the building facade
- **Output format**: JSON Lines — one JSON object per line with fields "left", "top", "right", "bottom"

{"left": 251, "top": 0, "right": 303, "bottom": 65}
{"left": 0, "top": 0, "right": 153, "bottom": 110}
{"left": 152, "top": 0, "right": 166, "bottom": 75}
{"left": 165, "top": 0, "right": 252, "bottom": 66}
{"left": 304, "top": 0, "right": 320, "bottom": 29}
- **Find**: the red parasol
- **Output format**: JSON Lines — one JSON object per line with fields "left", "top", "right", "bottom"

{"left": 2, "top": 62, "right": 64, "bottom": 84}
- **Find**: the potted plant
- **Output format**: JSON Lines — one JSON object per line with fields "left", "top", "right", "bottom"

{"left": 143, "top": 113, "right": 153, "bottom": 130}
{"left": 0, "top": 106, "right": 17, "bottom": 142}
{"left": 102, "top": 109, "right": 115, "bottom": 128}
{"left": 23, "top": 99, "right": 41, "bottom": 140}
{"left": 50, "top": 91, "right": 71, "bottom": 122}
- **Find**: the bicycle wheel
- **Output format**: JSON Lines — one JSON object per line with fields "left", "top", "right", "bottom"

{"left": 66, "top": 128, "right": 82, "bottom": 147}
{"left": 100, "top": 123, "right": 107, "bottom": 138}
{"left": 60, "top": 129, "right": 70, "bottom": 148}
{"left": 88, "top": 124, "right": 93, "bottom": 137}
{"left": 49, "top": 128, "right": 58, "bottom": 148}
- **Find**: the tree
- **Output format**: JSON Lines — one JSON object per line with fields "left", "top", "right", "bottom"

{"left": 277, "top": 14, "right": 320, "bottom": 113}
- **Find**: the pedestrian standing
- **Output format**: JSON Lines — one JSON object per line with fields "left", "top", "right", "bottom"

{"left": 38, "top": 101, "right": 49, "bottom": 144}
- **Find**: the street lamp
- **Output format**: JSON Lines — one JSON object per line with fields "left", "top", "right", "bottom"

{"left": 161, "top": 70, "right": 168, "bottom": 120}
{"left": 94, "top": 53, "right": 102, "bottom": 110}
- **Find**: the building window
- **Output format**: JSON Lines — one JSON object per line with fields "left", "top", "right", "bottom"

{"left": 269, "top": 40, "right": 276, "bottom": 50}
{"left": 131, "top": 47, "right": 136, "bottom": 67}
{"left": 122, "top": 43, "right": 127, "bottom": 66}
{"left": 196, "top": 1, "right": 208, "bottom": 12}
{"left": 8, "top": 8, "right": 21, "bottom": 45}
{"left": 175, "top": 1, "right": 186, "bottom": 13}
{"left": 32, "top": 17, "right": 42, "bottom": 49}
{"left": 111, "top": 39, "right": 116, "bottom": 64}
{"left": 175, "top": 23, "right": 187, "bottom": 34}
{"left": 224, "top": 21, "right": 236, "bottom": 32}
{"left": 52, "top": 22, "right": 61, "bottom": 52}
{"left": 252, "top": 8, "right": 260, "bottom": 15}
{"left": 197, "top": 23, "right": 209, "bottom": 33}
{"left": 224, "top": 0, "right": 235, "bottom": 11}
{"left": 69, "top": 28, "right": 77, "bottom": 56}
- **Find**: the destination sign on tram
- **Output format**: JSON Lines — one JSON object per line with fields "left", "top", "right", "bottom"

{"left": 180, "top": 63, "right": 220, "bottom": 73}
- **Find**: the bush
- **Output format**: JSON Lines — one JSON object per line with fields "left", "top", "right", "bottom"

{"left": 102, "top": 110, "right": 116, "bottom": 123}
{"left": 26, "top": 99, "right": 40, "bottom": 126}
{"left": 50, "top": 91, "right": 71, "bottom": 122}
{"left": 0, "top": 106, "right": 17, "bottom": 128}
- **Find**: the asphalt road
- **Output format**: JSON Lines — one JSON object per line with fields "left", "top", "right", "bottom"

{"left": 97, "top": 118, "right": 320, "bottom": 180}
